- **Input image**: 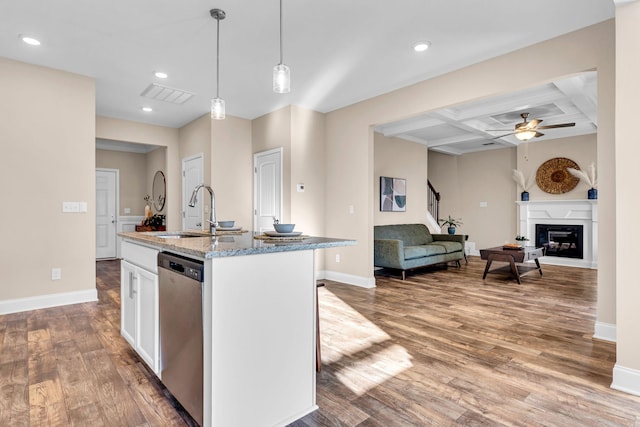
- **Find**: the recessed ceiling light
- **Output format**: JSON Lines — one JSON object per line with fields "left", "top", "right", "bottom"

{"left": 413, "top": 41, "right": 431, "bottom": 52}
{"left": 154, "top": 71, "right": 168, "bottom": 79}
{"left": 141, "top": 106, "right": 153, "bottom": 112}
{"left": 19, "top": 34, "right": 41, "bottom": 46}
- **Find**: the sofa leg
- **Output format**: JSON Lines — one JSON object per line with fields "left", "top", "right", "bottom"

{"left": 456, "top": 260, "right": 461, "bottom": 268}
{"left": 402, "top": 270, "right": 406, "bottom": 280}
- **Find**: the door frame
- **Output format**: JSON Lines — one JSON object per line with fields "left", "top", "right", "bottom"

{"left": 182, "top": 153, "right": 204, "bottom": 230}
{"left": 253, "top": 148, "right": 283, "bottom": 231}
{"left": 96, "top": 168, "right": 119, "bottom": 259}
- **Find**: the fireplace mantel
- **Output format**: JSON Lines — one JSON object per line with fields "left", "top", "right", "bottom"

{"left": 516, "top": 199, "right": 597, "bottom": 268}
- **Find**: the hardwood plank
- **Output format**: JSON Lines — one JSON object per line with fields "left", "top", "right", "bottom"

{"left": 0, "top": 360, "right": 29, "bottom": 426}
{"left": 3, "top": 258, "right": 640, "bottom": 426}
{"left": 29, "top": 378, "right": 69, "bottom": 426}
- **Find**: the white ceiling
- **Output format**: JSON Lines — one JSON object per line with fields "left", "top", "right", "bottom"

{"left": 375, "top": 71, "right": 598, "bottom": 155}
{"left": 1, "top": 1, "right": 613, "bottom": 131}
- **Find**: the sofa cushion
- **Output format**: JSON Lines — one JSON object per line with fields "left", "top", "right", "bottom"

{"left": 374, "top": 223, "right": 434, "bottom": 246}
{"left": 430, "top": 241, "right": 463, "bottom": 254}
{"left": 404, "top": 244, "right": 446, "bottom": 260}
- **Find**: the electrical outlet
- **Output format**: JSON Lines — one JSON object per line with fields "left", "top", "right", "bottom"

{"left": 51, "top": 268, "right": 61, "bottom": 280}
{"left": 124, "top": 207, "right": 131, "bottom": 214}
{"left": 348, "top": 205, "right": 354, "bottom": 214}
{"left": 335, "top": 254, "right": 341, "bottom": 263}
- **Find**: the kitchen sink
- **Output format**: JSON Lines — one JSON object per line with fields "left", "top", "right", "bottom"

{"left": 153, "top": 232, "right": 209, "bottom": 239}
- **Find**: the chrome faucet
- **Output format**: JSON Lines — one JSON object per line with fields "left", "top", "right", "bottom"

{"left": 188, "top": 184, "right": 217, "bottom": 234}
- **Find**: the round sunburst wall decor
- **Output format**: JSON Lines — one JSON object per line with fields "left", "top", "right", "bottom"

{"left": 535, "top": 157, "right": 580, "bottom": 194}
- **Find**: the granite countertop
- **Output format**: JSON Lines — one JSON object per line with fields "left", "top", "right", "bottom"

{"left": 119, "top": 230, "right": 356, "bottom": 259}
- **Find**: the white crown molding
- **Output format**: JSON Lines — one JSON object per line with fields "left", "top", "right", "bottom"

{"left": 614, "top": 0, "right": 639, "bottom": 5}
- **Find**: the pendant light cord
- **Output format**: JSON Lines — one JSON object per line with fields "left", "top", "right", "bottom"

{"left": 216, "top": 16, "right": 220, "bottom": 98}
{"left": 279, "top": 0, "right": 283, "bottom": 65}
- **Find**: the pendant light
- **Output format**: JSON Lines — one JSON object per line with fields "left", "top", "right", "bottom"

{"left": 273, "top": 0, "right": 290, "bottom": 93}
{"left": 210, "top": 8, "right": 226, "bottom": 119}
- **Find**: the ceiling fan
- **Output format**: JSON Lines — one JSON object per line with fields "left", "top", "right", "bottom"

{"left": 488, "top": 112, "right": 575, "bottom": 141}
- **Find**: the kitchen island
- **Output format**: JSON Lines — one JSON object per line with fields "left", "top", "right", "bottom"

{"left": 119, "top": 230, "right": 355, "bottom": 427}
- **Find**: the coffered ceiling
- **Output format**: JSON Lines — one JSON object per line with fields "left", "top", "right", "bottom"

{"left": 1, "top": 1, "right": 613, "bottom": 130}
{"left": 375, "top": 72, "right": 598, "bottom": 155}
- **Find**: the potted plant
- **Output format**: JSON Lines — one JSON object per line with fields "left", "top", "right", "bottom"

{"left": 515, "top": 235, "right": 529, "bottom": 246}
{"left": 512, "top": 169, "right": 533, "bottom": 201}
{"left": 567, "top": 162, "right": 597, "bottom": 199}
{"left": 439, "top": 215, "right": 463, "bottom": 235}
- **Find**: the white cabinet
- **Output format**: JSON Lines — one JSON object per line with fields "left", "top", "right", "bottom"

{"left": 121, "top": 241, "right": 160, "bottom": 375}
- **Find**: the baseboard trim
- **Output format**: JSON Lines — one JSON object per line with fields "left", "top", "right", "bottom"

{"left": 593, "top": 321, "right": 617, "bottom": 342}
{"left": 612, "top": 364, "right": 640, "bottom": 397}
{"left": 316, "top": 270, "right": 376, "bottom": 288}
{"left": 0, "top": 289, "right": 98, "bottom": 315}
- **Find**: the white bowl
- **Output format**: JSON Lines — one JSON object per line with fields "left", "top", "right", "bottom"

{"left": 218, "top": 220, "right": 235, "bottom": 228}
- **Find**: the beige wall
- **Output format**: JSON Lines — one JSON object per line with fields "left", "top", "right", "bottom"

{"left": 374, "top": 133, "right": 429, "bottom": 226}
{"left": 146, "top": 147, "right": 167, "bottom": 215}
{"left": 290, "top": 106, "right": 326, "bottom": 237}
{"left": 0, "top": 58, "right": 96, "bottom": 300}
{"left": 252, "top": 107, "right": 292, "bottom": 223}
{"left": 615, "top": 1, "right": 640, "bottom": 372}
{"left": 516, "top": 134, "right": 598, "bottom": 200}
{"left": 428, "top": 135, "right": 597, "bottom": 250}
{"left": 211, "top": 115, "right": 253, "bottom": 228}
{"left": 96, "top": 149, "right": 147, "bottom": 216}
{"left": 252, "top": 107, "right": 327, "bottom": 233}
{"left": 326, "top": 21, "right": 615, "bottom": 285}
{"left": 428, "top": 148, "right": 516, "bottom": 248}
{"left": 96, "top": 117, "right": 180, "bottom": 229}
{"left": 179, "top": 114, "right": 211, "bottom": 220}
{"left": 428, "top": 152, "right": 462, "bottom": 222}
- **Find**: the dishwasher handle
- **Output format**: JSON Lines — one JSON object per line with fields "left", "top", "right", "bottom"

{"left": 169, "top": 261, "right": 185, "bottom": 273}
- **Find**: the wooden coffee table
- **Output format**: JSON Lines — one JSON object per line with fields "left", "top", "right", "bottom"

{"left": 479, "top": 246, "right": 544, "bottom": 284}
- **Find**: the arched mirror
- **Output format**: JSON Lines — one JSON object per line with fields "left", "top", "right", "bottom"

{"left": 152, "top": 170, "right": 166, "bottom": 212}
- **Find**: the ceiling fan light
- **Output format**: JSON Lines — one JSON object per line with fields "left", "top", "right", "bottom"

{"left": 516, "top": 130, "right": 536, "bottom": 141}
{"left": 211, "top": 97, "right": 225, "bottom": 120}
{"left": 273, "top": 63, "right": 290, "bottom": 93}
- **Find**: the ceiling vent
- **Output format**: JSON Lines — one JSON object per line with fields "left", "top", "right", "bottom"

{"left": 140, "top": 83, "right": 194, "bottom": 105}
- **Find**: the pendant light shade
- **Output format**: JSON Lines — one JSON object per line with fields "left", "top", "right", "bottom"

{"left": 210, "top": 8, "right": 226, "bottom": 120}
{"left": 273, "top": 0, "right": 290, "bottom": 93}
{"left": 211, "top": 98, "right": 225, "bottom": 120}
{"left": 273, "top": 64, "right": 290, "bottom": 93}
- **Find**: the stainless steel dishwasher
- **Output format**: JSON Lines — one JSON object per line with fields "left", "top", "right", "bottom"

{"left": 158, "top": 252, "right": 204, "bottom": 426}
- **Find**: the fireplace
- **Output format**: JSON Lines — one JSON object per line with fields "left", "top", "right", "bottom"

{"left": 535, "top": 224, "right": 583, "bottom": 259}
{"left": 517, "top": 200, "right": 597, "bottom": 268}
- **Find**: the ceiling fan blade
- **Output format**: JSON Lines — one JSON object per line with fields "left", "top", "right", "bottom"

{"left": 486, "top": 129, "right": 512, "bottom": 132}
{"left": 527, "top": 119, "right": 542, "bottom": 129}
{"left": 534, "top": 131, "right": 544, "bottom": 138}
{"left": 536, "top": 122, "right": 575, "bottom": 130}
{"left": 492, "top": 132, "right": 515, "bottom": 139}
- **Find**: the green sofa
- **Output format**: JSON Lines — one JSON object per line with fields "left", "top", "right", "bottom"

{"left": 374, "top": 223, "right": 465, "bottom": 279}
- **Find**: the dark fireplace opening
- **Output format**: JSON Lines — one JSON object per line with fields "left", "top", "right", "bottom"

{"left": 535, "top": 224, "right": 583, "bottom": 259}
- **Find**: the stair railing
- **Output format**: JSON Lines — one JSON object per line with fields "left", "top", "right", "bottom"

{"left": 427, "top": 180, "right": 440, "bottom": 222}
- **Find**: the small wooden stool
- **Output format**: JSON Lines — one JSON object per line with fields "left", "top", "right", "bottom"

{"left": 316, "top": 283, "right": 325, "bottom": 372}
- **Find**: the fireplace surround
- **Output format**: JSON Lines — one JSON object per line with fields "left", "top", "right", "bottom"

{"left": 517, "top": 200, "right": 597, "bottom": 268}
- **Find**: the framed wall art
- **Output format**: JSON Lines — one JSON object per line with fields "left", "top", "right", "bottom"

{"left": 380, "top": 176, "right": 406, "bottom": 212}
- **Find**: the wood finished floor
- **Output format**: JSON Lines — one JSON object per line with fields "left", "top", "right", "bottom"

{"left": 2, "top": 258, "right": 640, "bottom": 426}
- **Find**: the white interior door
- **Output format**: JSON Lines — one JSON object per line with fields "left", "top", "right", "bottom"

{"left": 254, "top": 148, "right": 282, "bottom": 232}
{"left": 96, "top": 169, "right": 118, "bottom": 259}
{"left": 183, "top": 154, "right": 204, "bottom": 230}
